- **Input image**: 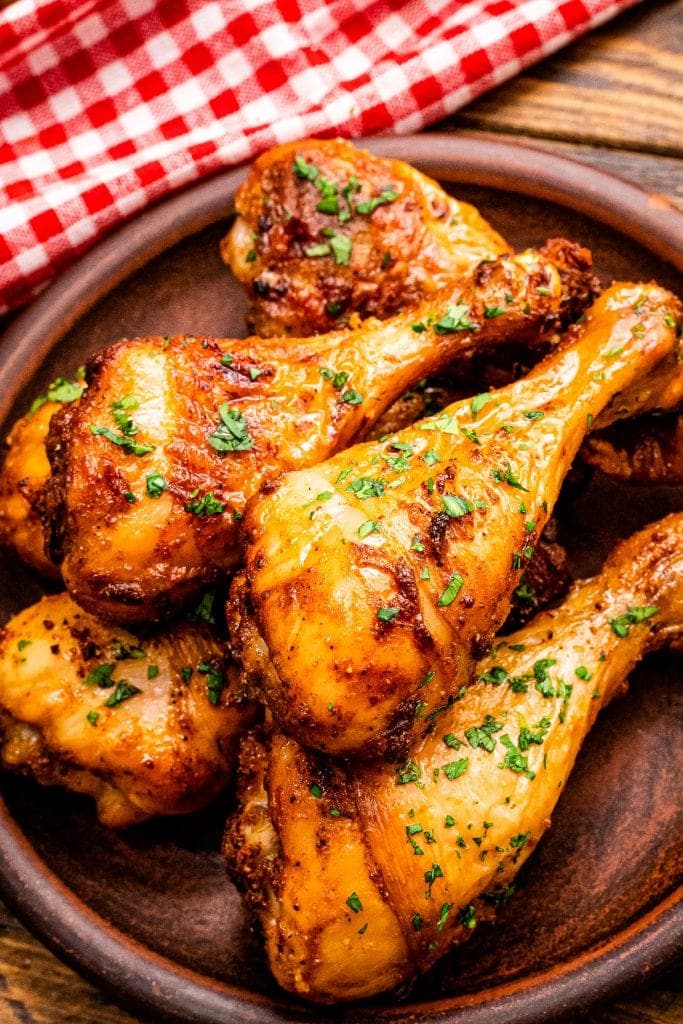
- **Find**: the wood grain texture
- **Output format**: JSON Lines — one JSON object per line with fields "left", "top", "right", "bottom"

{"left": 451, "top": 0, "right": 683, "bottom": 156}
{"left": 0, "top": 1, "right": 680, "bottom": 1022}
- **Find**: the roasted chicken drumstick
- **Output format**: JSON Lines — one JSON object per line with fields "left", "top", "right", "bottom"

{"left": 224, "top": 512, "right": 683, "bottom": 1003}
{"left": 223, "top": 138, "right": 509, "bottom": 337}
{"left": 235, "top": 283, "right": 681, "bottom": 757}
{"left": 43, "top": 242, "right": 593, "bottom": 624}
{"left": 0, "top": 593, "right": 258, "bottom": 827}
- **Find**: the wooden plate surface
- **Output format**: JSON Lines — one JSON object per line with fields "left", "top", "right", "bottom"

{"left": 0, "top": 134, "right": 681, "bottom": 1024}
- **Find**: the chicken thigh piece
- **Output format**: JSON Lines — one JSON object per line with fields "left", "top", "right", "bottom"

{"left": 235, "top": 282, "right": 681, "bottom": 758}
{"left": 223, "top": 138, "right": 510, "bottom": 337}
{"left": 43, "top": 241, "right": 594, "bottom": 625}
{"left": 0, "top": 374, "right": 84, "bottom": 576}
{"left": 0, "top": 593, "right": 259, "bottom": 827}
{"left": 224, "top": 512, "right": 683, "bottom": 1003}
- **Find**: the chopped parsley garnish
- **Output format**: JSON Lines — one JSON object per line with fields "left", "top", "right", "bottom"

{"left": 197, "top": 660, "right": 224, "bottom": 705}
{"left": 437, "top": 902, "right": 452, "bottom": 932}
{"left": 424, "top": 863, "right": 443, "bottom": 894}
{"left": 220, "top": 354, "right": 233, "bottom": 367}
{"left": 465, "top": 714, "right": 503, "bottom": 751}
{"left": 104, "top": 681, "right": 141, "bottom": 707}
{"left": 347, "top": 477, "right": 385, "bottom": 500}
{"left": 147, "top": 665, "right": 159, "bottom": 680}
{"left": 180, "top": 666, "right": 193, "bottom": 683}
{"left": 146, "top": 472, "right": 168, "bottom": 498}
{"left": 478, "top": 666, "right": 508, "bottom": 685}
{"left": 575, "top": 665, "right": 592, "bottom": 680}
{"left": 424, "top": 449, "right": 441, "bottom": 466}
{"left": 518, "top": 716, "right": 551, "bottom": 751}
{"left": 412, "top": 914, "right": 423, "bottom": 931}
{"left": 86, "top": 710, "right": 99, "bottom": 726}
{"left": 499, "top": 735, "right": 535, "bottom": 779}
{"left": 320, "top": 367, "right": 350, "bottom": 389}
{"left": 460, "top": 427, "right": 481, "bottom": 445}
{"left": 84, "top": 663, "right": 116, "bottom": 688}
{"left": 377, "top": 607, "right": 399, "bottom": 622}
{"left": 356, "top": 187, "right": 399, "bottom": 214}
{"left": 437, "top": 572, "right": 464, "bottom": 607}
{"left": 187, "top": 591, "right": 216, "bottom": 625}
{"left": 411, "top": 535, "right": 425, "bottom": 552}
{"left": 309, "top": 783, "right": 322, "bottom": 798}
{"left": 17, "top": 639, "right": 31, "bottom": 652}
{"left": 510, "top": 831, "right": 531, "bottom": 849}
{"left": 442, "top": 494, "right": 473, "bottom": 518}
{"left": 209, "top": 404, "right": 254, "bottom": 452}
{"left": 339, "top": 389, "right": 363, "bottom": 405}
{"left": 90, "top": 424, "right": 154, "bottom": 457}
{"left": 609, "top": 605, "right": 659, "bottom": 637}
{"left": 346, "top": 892, "right": 363, "bottom": 913}
{"left": 442, "top": 758, "right": 469, "bottom": 780}
{"left": 184, "top": 490, "right": 224, "bottom": 516}
{"left": 523, "top": 410, "right": 544, "bottom": 420}
{"left": 304, "top": 243, "right": 330, "bottom": 258}
{"left": 533, "top": 658, "right": 557, "bottom": 698}
{"left": 396, "top": 761, "right": 421, "bottom": 786}
{"left": 492, "top": 464, "right": 528, "bottom": 491}
{"left": 358, "top": 520, "right": 381, "bottom": 538}
{"left": 30, "top": 375, "right": 84, "bottom": 415}
{"left": 470, "top": 393, "right": 491, "bottom": 420}
{"left": 484, "top": 306, "right": 505, "bottom": 318}
{"left": 292, "top": 155, "right": 319, "bottom": 180}
{"left": 433, "top": 304, "right": 475, "bottom": 334}
{"left": 459, "top": 904, "right": 477, "bottom": 929}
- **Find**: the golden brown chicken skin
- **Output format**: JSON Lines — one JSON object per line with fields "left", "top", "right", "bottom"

{"left": 43, "top": 242, "right": 594, "bottom": 625}
{"left": 0, "top": 592, "right": 259, "bottom": 827}
{"left": 223, "top": 137, "right": 510, "bottom": 337}
{"left": 0, "top": 375, "right": 84, "bottom": 576}
{"left": 235, "top": 283, "right": 682, "bottom": 758}
{"left": 224, "top": 512, "right": 683, "bottom": 1003}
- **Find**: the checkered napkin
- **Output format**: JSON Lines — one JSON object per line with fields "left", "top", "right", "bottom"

{"left": 0, "top": 0, "right": 639, "bottom": 316}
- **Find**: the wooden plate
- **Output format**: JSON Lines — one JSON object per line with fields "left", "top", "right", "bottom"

{"left": 0, "top": 134, "right": 681, "bottom": 1024}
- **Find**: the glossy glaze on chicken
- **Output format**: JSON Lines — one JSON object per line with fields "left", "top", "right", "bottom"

{"left": 224, "top": 513, "right": 683, "bottom": 1002}
{"left": 235, "top": 283, "right": 682, "bottom": 757}
{"left": 224, "top": 137, "right": 510, "bottom": 337}
{"left": 42, "top": 241, "right": 593, "bottom": 624}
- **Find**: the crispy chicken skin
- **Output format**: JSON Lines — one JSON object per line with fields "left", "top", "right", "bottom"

{"left": 0, "top": 593, "right": 259, "bottom": 827}
{"left": 582, "top": 410, "right": 683, "bottom": 484}
{"left": 224, "top": 513, "right": 683, "bottom": 1003}
{"left": 234, "top": 283, "right": 682, "bottom": 758}
{"left": 223, "top": 138, "right": 510, "bottom": 337}
{"left": 43, "top": 242, "right": 594, "bottom": 625}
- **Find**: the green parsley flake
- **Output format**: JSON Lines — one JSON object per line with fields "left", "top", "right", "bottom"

{"left": 309, "top": 783, "right": 322, "bottom": 798}
{"left": 442, "top": 758, "right": 469, "bottom": 780}
{"left": 84, "top": 663, "right": 116, "bottom": 688}
{"left": 377, "top": 607, "right": 399, "bottom": 622}
{"left": 346, "top": 892, "right": 363, "bottom": 913}
{"left": 184, "top": 490, "right": 224, "bottom": 516}
{"left": 609, "top": 605, "right": 659, "bottom": 637}
{"left": 358, "top": 520, "right": 381, "bottom": 539}
{"left": 356, "top": 188, "right": 399, "bottom": 215}
{"left": 465, "top": 715, "right": 503, "bottom": 751}
{"left": 197, "top": 660, "right": 224, "bottom": 705}
{"left": 442, "top": 494, "right": 473, "bottom": 518}
{"left": 146, "top": 472, "right": 168, "bottom": 498}
{"left": 209, "top": 404, "right": 254, "bottom": 452}
{"left": 104, "top": 681, "right": 141, "bottom": 707}
{"left": 437, "top": 573, "right": 464, "bottom": 607}
{"left": 433, "top": 304, "right": 475, "bottom": 334}
{"left": 470, "top": 393, "right": 491, "bottom": 420}
{"left": 86, "top": 710, "right": 99, "bottom": 726}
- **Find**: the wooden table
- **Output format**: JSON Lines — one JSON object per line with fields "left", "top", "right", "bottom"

{"left": 0, "top": 1, "right": 681, "bottom": 1021}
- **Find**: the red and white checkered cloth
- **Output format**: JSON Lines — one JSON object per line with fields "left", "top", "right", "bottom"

{"left": 1, "top": 0, "right": 639, "bottom": 315}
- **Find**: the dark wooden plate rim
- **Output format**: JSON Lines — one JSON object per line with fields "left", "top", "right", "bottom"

{"left": 0, "top": 133, "right": 681, "bottom": 1024}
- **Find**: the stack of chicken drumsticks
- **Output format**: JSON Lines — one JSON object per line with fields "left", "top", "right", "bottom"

{"left": 0, "top": 140, "right": 680, "bottom": 1003}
